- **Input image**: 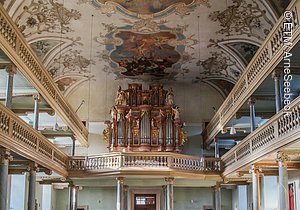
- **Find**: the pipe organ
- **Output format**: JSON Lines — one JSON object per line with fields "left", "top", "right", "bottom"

{"left": 104, "top": 84, "right": 188, "bottom": 152}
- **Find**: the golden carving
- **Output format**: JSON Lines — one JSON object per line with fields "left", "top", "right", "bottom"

{"left": 102, "top": 128, "right": 110, "bottom": 144}
{"left": 180, "top": 128, "right": 188, "bottom": 145}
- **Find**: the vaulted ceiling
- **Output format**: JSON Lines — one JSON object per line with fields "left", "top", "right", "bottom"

{"left": 1, "top": 0, "right": 290, "bottom": 97}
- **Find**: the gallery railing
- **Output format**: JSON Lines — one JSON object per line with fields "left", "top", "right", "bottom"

{"left": 202, "top": 0, "right": 300, "bottom": 145}
{"left": 222, "top": 96, "right": 300, "bottom": 176}
{"left": 68, "top": 152, "right": 223, "bottom": 176}
{"left": 0, "top": 5, "right": 88, "bottom": 146}
{"left": 0, "top": 103, "right": 68, "bottom": 176}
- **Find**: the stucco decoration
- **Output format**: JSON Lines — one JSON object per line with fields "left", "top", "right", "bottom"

{"left": 97, "top": 20, "right": 196, "bottom": 81}
{"left": 225, "top": 42, "right": 259, "bottom": 64}
{"left": 209, "top": 0, "right": 273, "bottom": 40}
{"left": 48, "top": 49, "right": 94, "bottom": 78}
{"left": 30, "top": 40, "right": 61, "bottom": 61}
{"left": 15, "top": 0, "right": 81, "bottom": 37}
{"left": 83, "top": 0, "right": 210, "bottom": 18}
{"left": 2, "top": 0, "right": 281, "bottom": 96}
{"left": 196, "top": 52, "right": 241, "bottom": 81}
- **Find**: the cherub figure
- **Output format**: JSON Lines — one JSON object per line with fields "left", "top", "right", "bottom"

{"left": 125, "top": 109, "right": 133, "bottom": 122}
{"left": 172, "top": 106, "right": 180, "bottom": 120}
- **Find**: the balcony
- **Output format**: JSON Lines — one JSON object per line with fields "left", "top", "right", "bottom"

{"left": 68, "top": 152, "right": 223, "bottom": 179}
{"left": 0, "top": 4, "right": 88, "bottom": 146}
{"left": 222, "top": 95, "right": 300, "bottom": 176}
{"left": 202, "top": 0, "right": 300, "bottom": 146}
{"left": 0, "top": 102, "right": 68, "bottom": 176}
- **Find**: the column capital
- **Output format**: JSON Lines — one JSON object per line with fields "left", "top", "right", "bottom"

{"left": 272, "top": 69, "right": 282, "bottom": 80}
{"left": 213, "top": 183, "right": 222, "bottom": 191}
{"left": 27, "top": 162, "right": 40, "bottom": 174}
{"left": 165, "top": 177, "right": 174, "bottom": 184}
{"left": 248, "top": 97, "right": 256, "bottom": 105}
{"left": 276, "top": 151, "right": 290, "bottom": 167}
{"left": 249, "top": 165, "right": 262, "bottom": 174}
{"left": 33, "top": 93, "right": 41, "bottom": 102}
{"left": 1, "top": 64, "right": 17, "bottom": 76}
{"left": 72, "top": 185, "right": 80, "bottom": 190}
{"left": 124, "top": 185, "right": 129, "bottom": 192}
{"left": 0, "top": 148, "right": 13, "bottom": 165}
{"left": 117, "top": 177, "right": 125, "bottom": 183}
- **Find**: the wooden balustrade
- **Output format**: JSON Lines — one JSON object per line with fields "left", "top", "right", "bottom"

{"left": 0, "top": 5, "right": 88, "bottom": 146}
{"left": 0, "top": 103, "right": 68, "bottom": 176}
{"left": 222, "top": 96, "right": 300, "bottom": 176}
{"left": 203, "top": 0, "right": 300, "bottom": 146}
{"left": 68, "top": 152, "right": 223, "bottom": 177}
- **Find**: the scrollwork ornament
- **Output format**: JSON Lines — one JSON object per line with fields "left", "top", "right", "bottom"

{"left": 174, "top": 3, "right": 191, "bottom": 18}
{"left": 100, "top": 2, "right": 117, "bottom": 16}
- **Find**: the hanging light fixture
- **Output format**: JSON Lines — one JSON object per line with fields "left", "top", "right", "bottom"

{"left": 53, "top": 112, "right": 59, "bottom": 131}
{"left": 230, "top": 127, "right": 236, "bottom": 135}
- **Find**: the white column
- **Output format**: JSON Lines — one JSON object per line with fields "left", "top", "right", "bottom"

{"left": 250, "top": 165, "right": 261, "bottom": 210}
{"left": 123, "top": 185, "right": 128, "bottom": 210}
{"left": 276, "top": 152, "right": 289, "bottom": 210}
{"left": 33, "top": 94, "right": 40, "bottom": 130}
{"left": 0, "top": 149, "right": 12, "bottom": 210}
{"left": 69, "top": 185, "right": 79, "bottom": 210}
{"left": 163, "top": 185, "right": 167, "bottom": 210}
{"left": 27, "top": 163, "right": 39, "bottom": 210}
{"left": 214, "top": 138, "right": 220, "bottom": 158}
{"left": 272, "top": 70, "right": 282, "bottom": 113}
{"left": 5, "top": 65, "right": 16, "bottom": 109}
{"left": 165, "top": 177, "right": 174, "bottom": 210}
{"left": 117, "top": 177, "right": 124, "bottom": 210}
{"left": 248, "top": 98, "right": 256, "bottom": 132}
{"left": 213, "top": 184, "right": 222, "bottom": 210}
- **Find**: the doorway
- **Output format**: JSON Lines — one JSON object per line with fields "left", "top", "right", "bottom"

{"left": 134, "top": 194, "right": 156, "bottom": 210}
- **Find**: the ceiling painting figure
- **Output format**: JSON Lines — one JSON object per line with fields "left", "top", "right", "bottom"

{"left": 99, "top": 22, "right": 191, "bottom": 81}
{"left": 88, "top": 0, "right": 210, "bottom": 18}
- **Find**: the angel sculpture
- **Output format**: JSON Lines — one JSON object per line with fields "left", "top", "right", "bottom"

{"left": 115, "top": 86, "right": 127, "bottom": 105}
{"left": 165, "top": 87, "right": 174, "bottom": 106}
{"left": 172, "top": 106, "right": 180, "bottom": 120}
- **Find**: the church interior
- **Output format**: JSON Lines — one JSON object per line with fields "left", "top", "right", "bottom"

{"left": 0, "top": 0, "right": 300, "bottom": 210}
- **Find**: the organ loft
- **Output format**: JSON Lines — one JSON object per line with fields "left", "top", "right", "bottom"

{"left": 103, "top": 83, "right": 188, "bottom": 152}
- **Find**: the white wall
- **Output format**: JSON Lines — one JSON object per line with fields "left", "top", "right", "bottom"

{"left": 263, "top": 176, "right": 278, "bottom": 210}
{"left": 53, "top": 187, "right": 232, "bottom": 210}
{"left": 10, "top": 175, "right": 26, "bottom": 210}
{"left": 42, "top": 185, "right": 52, "bottom": 210}
{"left": 67, "top": 81, "right": 224, "bottom": 124}
{"left": 231, "top": 185, "right": 247, "bottom": 210}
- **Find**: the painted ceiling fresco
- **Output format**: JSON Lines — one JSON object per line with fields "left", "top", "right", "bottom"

{"left": 86, "top": 0, "right": 210, "bottom": 18}
{"left": 1, "top": 0, "right": 286, "bottom": 96}
{"left": 97, "top": 20, "right": 195, "bottom": 80}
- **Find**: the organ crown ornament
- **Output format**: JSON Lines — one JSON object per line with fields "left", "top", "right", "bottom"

{"left": 104, "top": 83, "right": 187, "bottom": 152}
